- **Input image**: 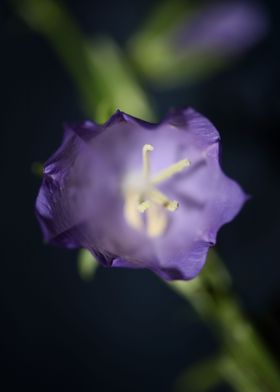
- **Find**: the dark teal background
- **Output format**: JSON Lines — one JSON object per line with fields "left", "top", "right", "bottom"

{"left": 1, "top": 1, "right": 280, "bottom": 391}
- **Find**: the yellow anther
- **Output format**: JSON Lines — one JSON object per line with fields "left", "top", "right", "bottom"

{"left": 150, "top": 188, "right": 179, "bottom": 212}
{"left": 151, "top": 159, "right": 190, "bottom": 185}
{"left": 166, "top": 200, "right": 179, "bottom": 212}
{"left": 137, "top": 200, "right": 151, "bottom": 213}
{"left": 142, "top": 144, "right": 154, "bottom": 179}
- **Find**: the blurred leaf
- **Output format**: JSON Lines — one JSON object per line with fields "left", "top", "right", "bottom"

{"left": 77, "top": 249, "right": 98, "bottom": 281}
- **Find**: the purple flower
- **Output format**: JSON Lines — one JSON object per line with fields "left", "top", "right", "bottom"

{"left": 173, "top": 2, "right": 268, "bottom": 56}
{"left": 130, "top": 1, "right": 268, "bottom": 86}
{"left": 36, "top": 108, "right": 247, "bottom": 280}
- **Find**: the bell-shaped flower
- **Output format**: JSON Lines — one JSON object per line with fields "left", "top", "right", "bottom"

{"left": 36, "top": 108, "right": 247, "bottom": 280}
{"left": 129, "top": 1, "right": 268, "bottom": 87}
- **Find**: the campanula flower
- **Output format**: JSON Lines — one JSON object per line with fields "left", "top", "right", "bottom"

{"left": 173, "top": 2, "right": 267, "bottom": 56}
{"left": 36, "top": 109, "right": 246, "bottom": 280}
{"left": 130, "top": 1, "right": 268, "bottom": 86}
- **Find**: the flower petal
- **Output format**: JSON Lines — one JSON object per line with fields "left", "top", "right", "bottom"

{"left": 36, "top": 108, "right": 247, "bottom": 281}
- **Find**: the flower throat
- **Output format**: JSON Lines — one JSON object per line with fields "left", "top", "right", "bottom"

{"left": 124, "top": 144, "right": 190, "bottom": 237}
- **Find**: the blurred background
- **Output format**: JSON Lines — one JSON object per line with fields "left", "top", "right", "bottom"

{"left": 1, "top": 0, "right": 280, "bottom": 391}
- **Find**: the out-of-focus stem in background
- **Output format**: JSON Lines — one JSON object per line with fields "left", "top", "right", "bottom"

{"left": 172, "top": 251, "right": 280, "bottom": 391}
{"left": 10, "top": 0, "right": 153, "bottom": 122}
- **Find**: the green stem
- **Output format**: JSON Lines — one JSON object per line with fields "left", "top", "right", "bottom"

{"left": 10, "top": 0, "right": 153, "bottom": 122}
{"left": 170, "top": 250, "right": 280, "bottom": 391}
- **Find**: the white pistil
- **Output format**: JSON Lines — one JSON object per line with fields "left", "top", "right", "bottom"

{"left": 124, "top": 144, "right": 190, "bottom": 237}
{"left": 142, "top": 144, "right": 154, "bottom": 180}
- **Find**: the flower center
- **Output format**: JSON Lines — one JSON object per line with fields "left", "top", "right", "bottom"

{"left": 123, "top": 144, "right": 190, "bottom": 237}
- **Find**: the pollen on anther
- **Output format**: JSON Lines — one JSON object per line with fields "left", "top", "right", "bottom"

{"left": 138, "top": 200, "right": 151, "bottom": 213}
{"left": 166, "top": 200, "right": 179, "bottom": 212}
{"left": 143, "top": 144, "right": 154, "bottom": 152}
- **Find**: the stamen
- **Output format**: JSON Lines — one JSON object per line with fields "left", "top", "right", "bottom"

{"left": 142, "top": 144, "right": 154, "bottom": 179}
{"left": 150, "top": 188, "right": 179, "bottom": 212}
{"left": 138, "top": 200, "right": 151, "bottom": 213}
{"left": 151, "top": 159, "right": 190, "bottom": 185}
{"left": 123, "top": 144, "right": 190, "bottom": 238}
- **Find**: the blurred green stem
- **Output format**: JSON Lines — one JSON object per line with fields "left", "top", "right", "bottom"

{"left": 171, "top": 251, "right": 280, "bottom": 391}
{"left": 11, "top": 1, "right": 280, "bottom": 390}
{"left": 10, "top": 0, "right": 153, "bottom": 122}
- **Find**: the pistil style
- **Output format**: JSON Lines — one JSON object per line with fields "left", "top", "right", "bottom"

{"left": 142, "top": 144, "right": 154, "bottom": 180}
